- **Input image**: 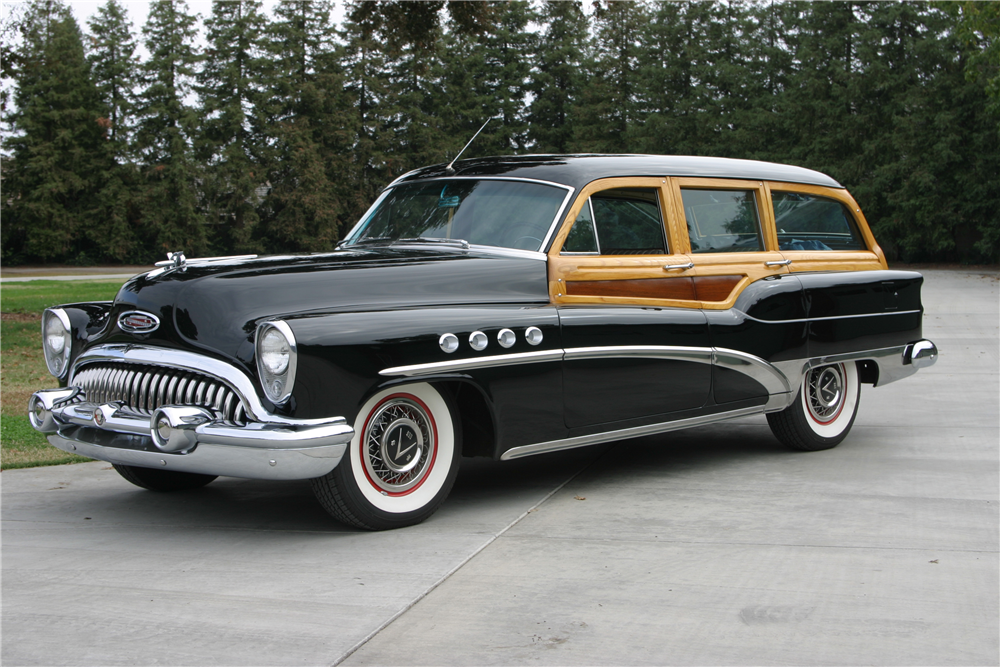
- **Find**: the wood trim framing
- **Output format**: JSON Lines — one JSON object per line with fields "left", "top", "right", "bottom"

{"left": 547, "top": 175, "right": 888, "bottom": 310}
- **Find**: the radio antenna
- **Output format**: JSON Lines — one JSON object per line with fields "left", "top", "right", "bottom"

{"left": 445, "top": 118, "right": 492, "bottom": 174}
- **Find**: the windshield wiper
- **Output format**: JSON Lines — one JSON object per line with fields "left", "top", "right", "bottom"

{"left": 395, "top": 237, "right": 470, "bottom": 249}
{"left": 341, "top": 236, "right": 393, "bottom": 247}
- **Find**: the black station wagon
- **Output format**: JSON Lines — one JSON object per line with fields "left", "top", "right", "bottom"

{"left": 29, "top": 155, "right": 938, "bottom": 529}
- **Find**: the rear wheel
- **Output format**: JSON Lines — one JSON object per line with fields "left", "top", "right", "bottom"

{"left": 767, "top": 362, "right": 860, "bottom": 451}
{"left": 311, "top": 383, "right": 461, "bottom": 530}
{"left": 112, "top": 464, "right": 217, "bottom": 491}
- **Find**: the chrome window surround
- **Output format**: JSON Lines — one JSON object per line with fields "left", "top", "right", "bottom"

{"left": 69, "top": 345, "right": 330, "bottom": 426}
{"left": 339, "top": 177, "right": 576, "bottom": 255}
{"left": 255, "top": 320, "right": 297, "bottom": 404}
{"left": 43, "top": 308, "right": 73, "bottom": 379}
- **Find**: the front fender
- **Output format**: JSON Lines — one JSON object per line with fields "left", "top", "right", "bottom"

{"left": 285, "top": 306, "right": 563, "bottom": 430}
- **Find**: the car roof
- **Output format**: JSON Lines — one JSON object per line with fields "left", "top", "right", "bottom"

{"left": 389, "top": 154, "right": 844, "bottom": 191}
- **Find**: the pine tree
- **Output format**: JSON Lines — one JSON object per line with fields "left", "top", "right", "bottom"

{"left": 340, "top": 0, "right": 397, "bottom": 217}
{"left": 86, "top": 0, "right": 141, "bottom": 261}
{"left": 573, "top": 0, "right": 648, "bottom": 152}
{"left": 2, "top": 0, "right": 108, "bottom": 263}
{"left": 259, "top": 0, "right": 351, "bottom": 252}
{"left": 197, "top": 0, "right": 268, "bottom": 254}
{"left": 474, "top": 0, "right": 534, "bottom": 153}
{"left": 87, "top": 0, "right": 138, "bottom": 146}
{"left": 528, "top": 0, "right": 588, "bottom": 153}
{"left": 133, "top": 0, "right": 206, "bottom": 258}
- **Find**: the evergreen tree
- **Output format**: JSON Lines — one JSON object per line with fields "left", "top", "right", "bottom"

{"left": 634, "top": 1, "right": 714, "bottom": 154}
{"left": 2, "top": 0, "right": 108, "bottom": 263}
{"left": 86, "top": 0, "right": 141, "bottom": 261}
{"left": 87, "top": 0, "right": 138, "bottom": 145}
{"left": 341, "top": 1, "right": 397, "bottom": 220}
{"left": 474, "top": 0, "right": 534, "bottom": 153}
{"left": 528, "top": 0, "right": 588, "bottom": 153}
{"left": 573, "top": 0, "right": 648, "bottom": 152}
{"left": 197, "top": 0, "right": 268, "bottom": 254}
{"left": 259, "top": 0, "right": 352, "bottom": 251}
{"left": 133, "top": 0, "right": 206, "bottom": 258}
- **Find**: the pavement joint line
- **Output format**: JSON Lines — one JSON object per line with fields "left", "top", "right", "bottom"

{"left": 328, "top": 444, "right": 615, "bottom": 667}
{"left": 490, "top": 535, "right": 999, "bottom": 553}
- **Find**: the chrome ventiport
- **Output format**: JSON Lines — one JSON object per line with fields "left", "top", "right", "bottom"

{"left": 150, "top": 406, "right": 214, "bottom": 453}
{"left": 439, "top": 333, "right": 459, "bottom": 354}
{"left": 469, "top": 331, "right": 488, "bottom": 351}
{"left": 525, "top": 327, "right": 544, "bottom": 346}
{"left": 497, "top": 329, "right": 516, "bottom": 348}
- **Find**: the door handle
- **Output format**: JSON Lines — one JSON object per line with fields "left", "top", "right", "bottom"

{"left": 663, "top": 262, "right": 694, "bottom": 271}
{"left": 765, "top": 260, "right": 792, "bottom": 267}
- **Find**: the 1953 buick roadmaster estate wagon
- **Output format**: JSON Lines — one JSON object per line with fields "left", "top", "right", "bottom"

{"left": 30, "top": 155, "right": 938, "bottom": 529}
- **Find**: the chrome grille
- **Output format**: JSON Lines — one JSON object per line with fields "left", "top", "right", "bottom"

{"left": 74, "top": 363, "right": 248, "bottom": 424}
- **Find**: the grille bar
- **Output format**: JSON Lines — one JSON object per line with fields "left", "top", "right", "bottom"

{"left": 74, "top": 363, "right": 247, "bottom": 424}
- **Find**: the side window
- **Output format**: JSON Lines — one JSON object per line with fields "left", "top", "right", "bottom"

{"left": 680, "top": 188, "right": 763, "bottom": 253}
{"left": 562, "top": 188, "right": 667, "bottom": 255}
{"left": 772, "top": 191, "right": 866, "bottom": 251}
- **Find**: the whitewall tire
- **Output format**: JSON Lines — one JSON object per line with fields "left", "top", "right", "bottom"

{"left": 311, "top": 383, "right": 460, "bottom": 530}
{"left": 767, "top": 362, "right": 860, "bottom": 451}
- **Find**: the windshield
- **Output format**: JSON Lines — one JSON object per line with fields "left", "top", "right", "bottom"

{"left": 346, "top": 179, "right": 569, "bottom": 252}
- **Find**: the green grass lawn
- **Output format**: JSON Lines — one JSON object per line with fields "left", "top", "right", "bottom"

{"left": 1, "top": 279, "right": 125, "bottom": 469}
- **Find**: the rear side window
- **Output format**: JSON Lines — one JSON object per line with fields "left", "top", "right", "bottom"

{"left": 563, "top": 188, "right": 667, "bottom": 255}
{"left": 680, "top": 188, "right": 764, "bottom": 253}
{"left": 772, "top": 191, "right": 866, "bottom": 251}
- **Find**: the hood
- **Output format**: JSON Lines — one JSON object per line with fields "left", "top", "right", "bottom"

{"left": 102, "top": 248, "right": 550, "bottom": 363}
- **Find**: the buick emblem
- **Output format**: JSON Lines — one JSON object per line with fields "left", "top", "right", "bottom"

{"left": 119, "top": 311, "right": 160, "bottom": 334}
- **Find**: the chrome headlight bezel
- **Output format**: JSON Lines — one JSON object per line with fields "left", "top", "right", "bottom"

{"left": 255, "top": 320, "right": 297, "bottom": 405}
{"left": 42, "top": 308, "right": 73, "bottom": 379}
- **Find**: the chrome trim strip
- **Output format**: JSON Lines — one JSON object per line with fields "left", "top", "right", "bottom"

{"left": 501, "top": 406, "right": 764, "bottom": 460}
{"left": 712, "top": 347, "right": 791, "bottom": 395}
{"left": 564, "top": 345, "right": 714, "bottom": 365}
{"left": 70, "top": 345, "right": 342, "bottom": 427}
{"left": 380, "top": 349, "right": 564, "bottom": 377}
{"left": 738, "top": 309, "right": 922, "bottom": 325}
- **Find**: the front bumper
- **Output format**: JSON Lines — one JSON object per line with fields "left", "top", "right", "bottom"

{"left": 29, "top": 388, "right": 354, "bottom": 480}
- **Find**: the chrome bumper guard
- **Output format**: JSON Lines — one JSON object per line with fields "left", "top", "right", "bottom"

{"left": 28, "top": 387, "right": 354, "bottom": 481}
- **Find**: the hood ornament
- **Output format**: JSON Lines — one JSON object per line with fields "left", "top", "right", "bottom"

{"left": 155, "top": 250, "right": 187, "bottom": 268}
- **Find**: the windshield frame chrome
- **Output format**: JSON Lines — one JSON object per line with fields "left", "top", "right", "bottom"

{"left": 340, "top": 176, "right": 575, "bottom": 255}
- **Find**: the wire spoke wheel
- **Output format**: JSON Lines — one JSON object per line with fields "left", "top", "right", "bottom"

{"left": 362, "top": 398, "right": 435, "bottom": 494}
{"left": 805, "top": 365, "right": 846, "bottom": 424}
{"left": 311, "top": 383, "right": 461, "bottom": 530}
{"left": 767, "top": 362, "right": 860, "bottom": 451}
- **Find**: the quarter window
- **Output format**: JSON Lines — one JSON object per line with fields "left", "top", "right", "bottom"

{"left": 772, "top": 192, "right": 866, "bottom": 251}
{"left": 563, "top": 188, "right": 667, "bottom": 255}
{"left": 681, "top": 188, "right": 764, "bottom": 253}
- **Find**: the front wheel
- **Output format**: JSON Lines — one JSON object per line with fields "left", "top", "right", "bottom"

{"left": 767, "top": 362, "right": 860, "bottom": 451}
{"left": 311, "top": 383, "right": 461, "bottom": 530}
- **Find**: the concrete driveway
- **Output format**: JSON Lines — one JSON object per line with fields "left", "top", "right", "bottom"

{"left": 3, "top": 268, "right": 997, "bottom": 666}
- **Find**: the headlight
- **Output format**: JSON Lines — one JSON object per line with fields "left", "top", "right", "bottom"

{"left": 42, "top": 309, "right": 72, "bottom": 378}
{"left": 255, "top": 320, "right": 297, "bottom": 404}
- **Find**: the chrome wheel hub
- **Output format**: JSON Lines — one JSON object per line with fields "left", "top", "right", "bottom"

{"left": 363, "top": 398, "right": 434, "bottom": 493}
{"left": 806, "top": 365, "right": 845, "bottom": 422}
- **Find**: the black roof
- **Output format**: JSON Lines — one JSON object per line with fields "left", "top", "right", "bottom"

{"left": 390, "top": 154, "right": 843, "bottom": 191}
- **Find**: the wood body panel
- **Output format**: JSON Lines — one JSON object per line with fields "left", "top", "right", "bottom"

{"left": 565, "top": 275, "right": 741, "bottom": 302}
{"left": 548, "top": 174, "right": 888, "bottom": 311}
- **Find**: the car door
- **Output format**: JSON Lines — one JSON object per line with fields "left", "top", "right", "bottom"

{"left": 665, "top": 177, "right": 804, "bottom": 406}
{"left": 548, "top": 178, "right": 713, "bottom": 430}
